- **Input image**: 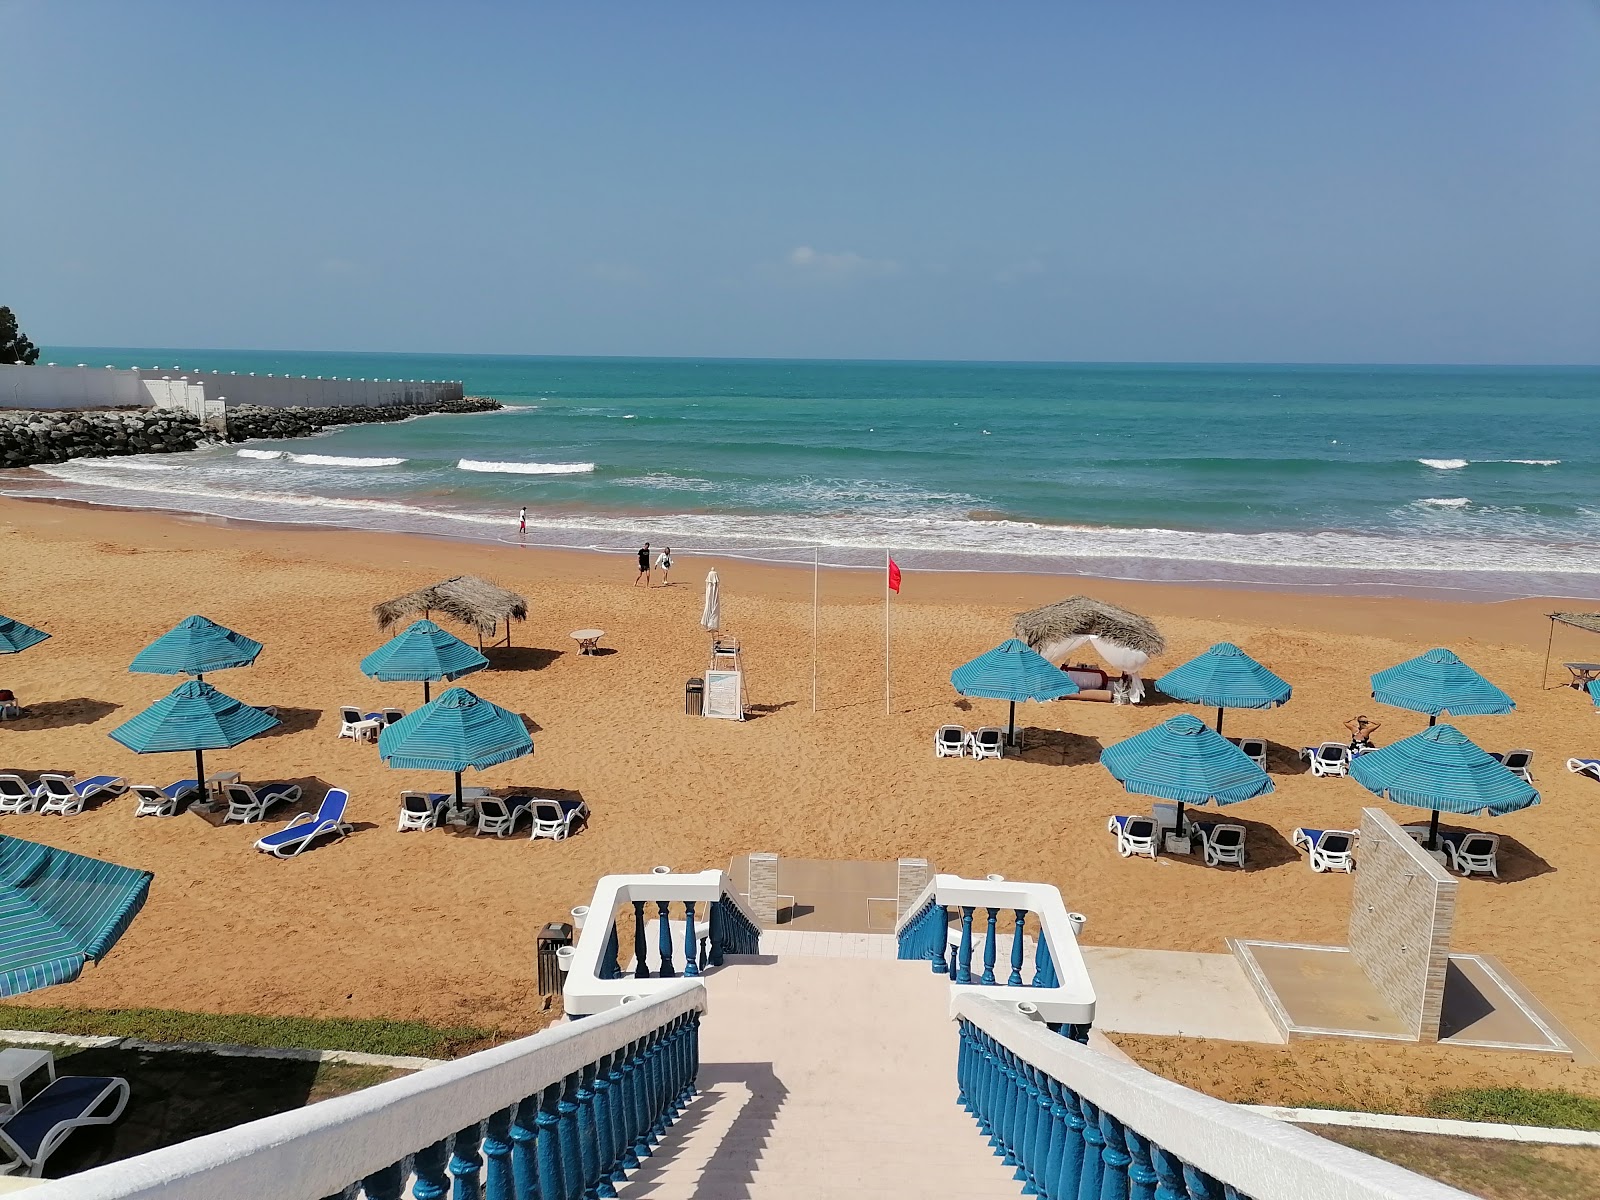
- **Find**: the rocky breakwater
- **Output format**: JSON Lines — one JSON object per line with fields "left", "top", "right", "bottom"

{"left": 0, "top": 408, "right": 207, "bottom": 468}
{"left": 225, "top": 395, "right": 501, "bottom": 441}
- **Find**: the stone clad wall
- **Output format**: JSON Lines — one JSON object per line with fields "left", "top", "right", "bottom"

{"left": 224, "top": 397, "right": 499, "bottom": 441}
{"left": 0, "top": 408, "right": 207, "bottom": 466}
{"left": 1348, "top": 807, "right": 1457, "bottom": 1041}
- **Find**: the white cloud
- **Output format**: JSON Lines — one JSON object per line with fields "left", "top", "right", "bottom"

{"left": 785, "top": 245, "right": 900, "bottom": 281}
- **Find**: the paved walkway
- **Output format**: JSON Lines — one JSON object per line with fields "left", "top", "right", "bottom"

{"left": 1082, "top": 947, "right": 1285, "bottom": 1044}
{"left": 615, "top": 954, "right": 1024, "bottom": 1199}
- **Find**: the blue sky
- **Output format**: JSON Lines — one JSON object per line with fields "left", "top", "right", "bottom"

{"left": 4, "top": 1, "right": 1597, "bottom": 363}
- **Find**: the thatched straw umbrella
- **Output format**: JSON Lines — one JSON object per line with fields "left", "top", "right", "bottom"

{"left": 1013, "top": 596, "right": 1165, "bottom": 659}
{"left": 374, "top": 576, "right": 529, "bottom": 649}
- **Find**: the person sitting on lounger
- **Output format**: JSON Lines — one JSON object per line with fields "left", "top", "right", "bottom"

{"left": 0, "top": 689, "right": 19, "bottom": 719}
{"left": 1344, "top": 715, "right": 1381, "bottom": 751}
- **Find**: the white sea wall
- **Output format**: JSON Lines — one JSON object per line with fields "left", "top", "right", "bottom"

{"left": 0, "top": 364, "right": 464, "bottom": 411}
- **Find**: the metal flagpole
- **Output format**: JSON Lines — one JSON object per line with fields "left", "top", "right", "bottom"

{"left": 811, "top": 545, "right": 819, "bottom": 713}
{"left": 884, "top": 547, "right": 892, "bottom": 715}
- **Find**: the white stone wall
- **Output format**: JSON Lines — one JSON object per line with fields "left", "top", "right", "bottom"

{"left": 0, "top": 364, "right": 464, "bottom": 412}
{"left": 0, "top": 364, "right": 145, "bottom": 409}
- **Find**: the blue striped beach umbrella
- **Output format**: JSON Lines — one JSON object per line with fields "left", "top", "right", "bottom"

{"left": 0, "top": 615, "right": 50, "bottom": 655}
{"left": 109, "top": 679, "right": 279, "bottom": 793}
{"left": 1370, "top": 648, "right": 1514, "bottom": 727}
{"left": 360, "top": 619, "right": 489, "bottom": 704}
{"left": 130, "top": 615, "right": 263, "bottom": 681}
{"left": 1154, "top": 642, "right": 1291, "bottom": 734}
{"left": 950, "top": 638, "right": 1079, "bottom": 747}
{"left": 1101, "top": 713, "right": 1275, "bottom": 829}
{"left": 378, "top": 687, "right": 533, "bottom": 810}
{"left": 1351, "top": 722, "right": 1538, "bottom": 849}
{"left": 0, "top": 835, "right": 153, "bottom": 997}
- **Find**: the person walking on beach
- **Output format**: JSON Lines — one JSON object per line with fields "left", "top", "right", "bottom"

{"left": 518, "top": 506, "right": 526, "bottom": 536}
{"left": 655, "top": 545, "right": 673, "bottom": 587}
{"left": 636, "top": 542, "right": 651, "bottom": 586}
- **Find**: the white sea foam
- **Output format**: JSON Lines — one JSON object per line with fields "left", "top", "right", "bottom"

{"left": 1418, "top": 459, "right": 1468, "bottom": 470}
{"left": 102, "top": 461, "right": 179, "bottom": 471}
{"left": 236, "top": 449, "right": 283, "bottom": 460}
{"left": 1503, "top": 459, "right": 1561, "bottom": 466}
{"left": 288, "top": 453, "right": 406, "bottom": 467}
{"left": 1416, "top": 497, "right": 1470, "bottom": 508}
{"left": 457, "top": 460, "right": 595, "bottom": 475}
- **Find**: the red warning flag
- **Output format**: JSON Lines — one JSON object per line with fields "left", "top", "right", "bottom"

{"left": 888, "top": 557, "right": 902, "bottom": 594}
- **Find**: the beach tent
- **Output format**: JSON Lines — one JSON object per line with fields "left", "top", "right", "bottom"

{"left": 378, "top": 686, "right": 533, "bottom": 812}
{"left": 130, "top": 615, "right": 262, "bottom": 681}
{"left": 701, "top": 570, "right": 721, "bottom": 632}
{"left": 1350, "top": 723, "right": 1538, "bottom": 850}
{"left": 1370, "top": 648, "right": 1514, "bottom": 727}
{"left": 950, "top": 639, "right": 1079, "bottom": 747}
{"left": 374, "top": 576, "right": 527, "bottom": 650}
{"left": 109, "top": 679, "right": 279, "bottom": 791}
{"left": 1542, "top": 612, "right": 1600, "bottom": 689}
{"left": 1155, "top": 643, "right": 1291, "bottom": 734}
{"left": 0, "top": 615, "right": 50, "bottom": 655}
{"left": 0, "top": 835, "right": 153, "bottom": 997}
{"left": 1100, "top": 713, "right": 1274, "bottom": 832}
{"left": 1012, "top": 596, "right": 1164, "bottom": 704}
{"left": 360, "top": 619, "right": 488, "bottom": 704}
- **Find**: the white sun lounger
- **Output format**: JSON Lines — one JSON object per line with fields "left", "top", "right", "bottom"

{"left": 35, "top": 773, "right": 126, "bottom": 816}
{"left": 1489, "top": 748, "right": 1534, "bottom": 783}
{"left": 396, "top": 791, "right": 449, "bottom": 832}
{"left": 1302, "top": 742, "right": 1350, "bottom": 778}
{"left": 0, "top": 773, "right": 40, "bottom": 815}
{"left": 1444, "top": 831, "right": 1501, "bottom": 878}
{"left": 934, "top": 725, "right": 967, "bottom": 758}
{"left": 0, "top": 1069, "right": 130, "bottom": 1178}
{"left": 1231, "top": 737, "right": 1268, "bottom": 771}
{"left": 130, "top": 779, "right": 200, "bottom": 817}
{"left": 223, "top": 781, "right": 301, "bottom": 824}
{"left": 337, "top": 705, "right": 383, "bottom": 741}
{"left": 530, "top": 797, "right": 589, "bottom": 841}
{"left": 1197, "top": 822, "right": 1247, "bottom": 868}
{"left": 1108, "top": 814, "right": 1159, "bottom": 859}
{"left": 1568, "top": 758, "right": 1600, "bottom": 782}
{"left": 1292, "top": 827, "right": 1357, "bottom": 873}
{"left": 475, "top": 796, "right": 531, "bottom": 838}
{"left": 254, "top": 789, "right": 353, "bottom": 858}
{"left": 968, "top": 727, "right": 1005, "bottom": 760}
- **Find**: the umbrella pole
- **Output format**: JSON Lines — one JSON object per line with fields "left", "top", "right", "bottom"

{"left": 1008, "top": 700, "right": 1017, "bottom": 750}
{"left": 194, "top": 748, "right": 205, "bottom": 804}
{"left": 1429, "top": 713, "right": 1438, "bottom": 727}
{"left": 1428, "top": 808, "right": 1441, "bottom": 851}
{"left": 424, "top": 680, "right": 432, "bottom": 704}
{"left": 454, "top": 771, "right": 464, "bottom": 821}
{"left": 1215, "top": 707, "right": 1224, "bottom": 734}
{"left": 1175, "top": 801, "right": 1186, "bottom": 838}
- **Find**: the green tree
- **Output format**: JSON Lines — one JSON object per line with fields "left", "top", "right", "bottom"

{"left": 0, "top": 307, "right": 40, "bottom": 365}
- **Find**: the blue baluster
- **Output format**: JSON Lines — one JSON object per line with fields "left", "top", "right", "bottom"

{"left": 557, "top": 1072, "right": 584, "bottom": 1200}
{"left": 1149, "top": 1145, "right": 1186, "bottom": 1200}
{"left": 1181, "top": 1164, "right": 1222, "bottom": 1200}
{"left": 686, "top": 1009, "right": 702, "bottom": 1104}
{"left": 682, "top": 901, "right": 699, "bottom": 977}
{"left": 590, "top": 1054, "right": 617, "bottom": 1197}
{"left": 1124, "top": 1128, "right": 1158, "bottom": 1200}
{"left": 604, "top": 1049, "right": 631, "bottom": 1181}
{"left": 632, "top": 902, "right": 650, "bottom": 979}
{"left": 932, "top": 906, "right": 951, "bottom": 972}
{"left": 1076, "top": 1097, "right": 1104, "bottom": 1200}
{"left": 449, "top": 1122, "right": 484, "bottom": 1200}
{"left": 1042, "top": 1075, "right": 1069, "bottom": 1200}
{"left": 599, "top": 922, "right": 621, "bottom": 981}
{"left": 575, "top": 1063, "right": 600, "bottom": 1198}
{"left": 484, "top": 1110, "right": 515, "bottom": 1200}
{"left": 509, "top": 1096, "right": 541, "bottom": 1200}
{"left": 631, "top": 1034, "right": 657, "bottom": 1159}
{"left": 536, "top": 1084, "right": 567, "bottom": 1200}
{"left": 413, "top": 1138, "right": 451, "bottom": 1200}
{"left": 1034, "top": 935, "right": 1057, "bottom": 988}
{"left": 957, "top": 907, "right": 975, "bottom": 983}
{"left": 1016, "top": 1064, "right": 1042, "bottom": 1192}
{"left": 1010, "top": 909, "right": 1028, "bottom": 986}
{"left": 1098, "top": 1112, "right": 1132, "bottom": 1200}
{"left": 1056, "top": 1080, "right": 1085, "bottom": 1199}
{"left": 998, "top": 1049, "right": 1020, "bottom": 1166}
{"left": 707, "top": 902, "right": 725, "bottom": 966}
{"left": 982, "top": 908, "right": 999, "bottom": 985}
{"left": 1032, "top": 1066, "right": 1057, "bottom": 1198}
{"left": 656, "top": 901, "right": 675, "bottom": 978}
{"left": 956, "top": 1021, "right": 975, "bottom": 1112}
{"left": 361, "top": 1162, "right": 404, "bottom": 1200}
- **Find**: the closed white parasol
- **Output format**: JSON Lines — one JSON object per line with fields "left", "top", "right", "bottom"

{"left": 700, "top": 570, "right": 721, "bottom": 632}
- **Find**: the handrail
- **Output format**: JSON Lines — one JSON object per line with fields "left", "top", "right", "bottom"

{"left": 564, "top": 870, "right": 762, "bottom": 1016}
{"left": 896, "top": 874, "right": 1094, "bottom": 1026}
{"left": 955, "top": 993, "right": 1471, "bottom": 1200}
{"left": 26, "top": 980, "right": 706, "bottom": 1200}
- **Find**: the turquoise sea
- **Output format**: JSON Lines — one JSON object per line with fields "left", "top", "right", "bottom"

{"left": 12, "top": 349, "right": 1600, "bottom": 598}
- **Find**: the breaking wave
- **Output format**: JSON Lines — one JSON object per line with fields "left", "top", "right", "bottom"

{"left": 457, "top": 460, "right": 596, "bottom": 475}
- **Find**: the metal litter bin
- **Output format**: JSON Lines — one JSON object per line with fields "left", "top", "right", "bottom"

{"left": 536, "top": 922, "right": 573, "bottom": 995}
{"left": 685, "top": 677, "right": 704, "bottom": 717}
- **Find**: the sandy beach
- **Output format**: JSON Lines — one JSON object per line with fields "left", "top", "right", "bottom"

{"left": 3, "top": 495, "right": 1600, "bottom": 1100}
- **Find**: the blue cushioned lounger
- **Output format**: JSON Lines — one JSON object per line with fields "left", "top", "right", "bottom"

{"left": 0, "top": 1074, "right": 130, "bottom": 1177}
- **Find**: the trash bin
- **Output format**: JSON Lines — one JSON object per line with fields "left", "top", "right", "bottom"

{"left": 685, "top": 677, "right": 704, "bottom": 717}
{"left": 536, "top": 922, "right": 573, "bottom": 995}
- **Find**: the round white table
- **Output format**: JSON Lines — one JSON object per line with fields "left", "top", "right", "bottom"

{"left": 571, "top": 629, "right": 605, "bottom": 656}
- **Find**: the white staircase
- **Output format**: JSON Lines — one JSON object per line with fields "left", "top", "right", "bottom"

{"left": 616, "top": 937, "right": 1024, "bottom": 1199}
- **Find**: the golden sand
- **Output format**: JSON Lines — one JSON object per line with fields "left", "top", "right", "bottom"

{"left": 2, "top": 496, "right": 1598, "bottom": 1096}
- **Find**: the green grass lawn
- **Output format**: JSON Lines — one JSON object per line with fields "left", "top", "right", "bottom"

{"left": 1426, "top": 1088, "right": 1600, "bottom": 1132}
{"left": 1316, "top": 1127, "right": 1600, "bottom": 1200}
{"left": 0, "top": 1004, "right": 499, "bottom": 1059}
{"left": 0, "top": 1040, "right": 408, "bottom": 1178}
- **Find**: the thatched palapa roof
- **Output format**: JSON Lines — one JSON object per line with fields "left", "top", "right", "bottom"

{"left": 1550, "top": 612, "right": 1600, "bottom": 636}
{"left": 1013, "top": 596, "right": 1166, "bottom": 658}
{"left": 375, "top": 576, "right": 528, "bottom": 638}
